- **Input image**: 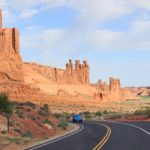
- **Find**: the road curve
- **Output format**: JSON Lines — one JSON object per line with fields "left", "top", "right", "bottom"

{"left": 26, "top": 122, "right": 108, "bottom": 150}
{"left": 26, "top": 121, "right": 150, "bottom": 150}
{"left": 99, "top": 121, "right": 150, "bottom": 150}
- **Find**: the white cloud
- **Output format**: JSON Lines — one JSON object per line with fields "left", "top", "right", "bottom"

{"left": 21, "top": 29, "right": 66, "bottom": 50}
{"left": 68, "top": 0, "right": 131, "bottom": 26}
{"left": 20, "top": 9, "right": 39, "bottom": 18}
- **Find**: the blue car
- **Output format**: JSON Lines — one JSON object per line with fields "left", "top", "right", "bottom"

{"left": 72, "top": 114, "right": 82, "bottom": 123}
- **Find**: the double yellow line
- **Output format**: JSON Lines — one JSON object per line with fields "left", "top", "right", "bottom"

{"left": 93, "top": 124, "right": 111, "bottom": 150}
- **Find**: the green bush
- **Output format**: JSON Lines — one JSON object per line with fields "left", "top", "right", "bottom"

{"left": 58, "top": 121, "right": 68, "bottom": 130}
{"left": 40, "top": 104, "right": 49, "bottom": 112}
{"left": 103, "top": 110, "right": 108, "bottom": 115}
{"left": 145, "top": 108, "right": 150, "bottom": 117}
{"left": 25, "top": 102, "right": 36, "bottom": 108}
{"left": 30, "top": 116, "right": 36, "bottom": 121}
{"left": 16, "top": 110, "right": 25, "bottom": 118}
{"left": 38, "top": 110, "right": 49, "bottom": 117}
{"left": 54, "top": 113, "right": 61, "bottom": 118}
{"left": 95, "top": 111, "right": 102, "bottom": 116}
{"left": 43, "top": 119, "right": 53, "bottom": 126}
{"left": 1, "top": 130, "right": 7, "bottom": 134}
{"left": 14, "top": 128, "right": 21, "bottom": 134}
{"left": 22, "top": 131, "right": 33, "bottom": 138}
{"left": 133, "top": 108, "right": 150, "bottom": 117}
{"left": 108, "top": 114, "right": 122, "bottom": 120}
{"left": 65, "top": 113, "right": 72, "bottom": 120}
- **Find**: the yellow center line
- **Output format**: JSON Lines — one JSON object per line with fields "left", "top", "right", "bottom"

{"left": 92, "top": 123, "right": 112, "bottom": 150}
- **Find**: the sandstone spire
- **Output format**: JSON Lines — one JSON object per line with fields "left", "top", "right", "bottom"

{"left": 0, "top": 9, "right": 2, "bottom": 28}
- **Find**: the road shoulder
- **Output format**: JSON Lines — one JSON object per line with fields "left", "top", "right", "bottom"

{"left": 24, "top": 123, "right": 80, "bottom": 150}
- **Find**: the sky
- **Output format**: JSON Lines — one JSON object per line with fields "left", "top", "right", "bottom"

{"left": 0, "top": 0, "right": 150, "bottom": 87}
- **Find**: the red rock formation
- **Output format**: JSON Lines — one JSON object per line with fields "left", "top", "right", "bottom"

{"left": 26, "top": 59, "right": 90, "bottom": 85}
{"left": 0, "top": 9, "right": 2, "bottom": 28}
{"left": 94, "top": 77, "right": 138, "bottom": 102}
{"left": 0, "top": 10, "right": 23, "bottom": 82}
{"left": 0, "top": 10, "right": 49, "bottom": 101}
{"left": 75, "top": 60, "right": 89, "bottom": 84}
{"left": 109, "top": 77, "right": 121, "bottom": 101}
{"left": 63, "top": 59, "right": 75, "bottom": 83}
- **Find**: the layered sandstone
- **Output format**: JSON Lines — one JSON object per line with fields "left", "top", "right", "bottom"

{"left": 94, "top": 77, "right": 138, "bottom": 102}
{"left": 0, "top": 9, "right": 49, "bottom": 101}
{"left": 127, "top": 87, "right": 150, "bottom": 96}
{"left": 25, "top": 59, "right": 89, "bottom": 84}
{"left": 0, "top": 9, "right": 139, "bottom": 105}
{"left": 0, "top": 10, "right": 23, "bottom": 82}
{"left": 23, "top": 62, "right": 96, "bottom": 97}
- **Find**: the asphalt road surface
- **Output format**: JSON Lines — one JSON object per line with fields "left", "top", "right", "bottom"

{"left": 27, "top": 121, "right": 150, "bottom": 150}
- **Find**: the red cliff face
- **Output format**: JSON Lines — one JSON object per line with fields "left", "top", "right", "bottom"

{"left": 0, "top": 9, "right": 138, "bottom": 104}
{"left": 94, "top": 77, "right": 138, "bottom": 102}
{"left": 63, "top": 59, "right": 89, "bottom": 84}
{"left": 0, "top": 10, "right": 23, "bottom": 82}
{"left": 26, "top": 59, "right": 90, "bottom": 85}
{"left": 0, "top": 10, "right": 49, "bottom": 101}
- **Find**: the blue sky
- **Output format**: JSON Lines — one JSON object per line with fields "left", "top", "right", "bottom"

{"left": 1, "top": 0, "right": 150, "bottom": 87}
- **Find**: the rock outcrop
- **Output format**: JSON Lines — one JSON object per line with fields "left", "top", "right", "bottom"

{"left": 63, "top": 59, "right": 89, "bottom": 84}
{"left": 25, "top": 59, "right": 89, "bottom": 84}
{"left": 0, "top": 10, "right": 23, "bottom": 82}
{"left": 0, "top": 9, "right": 139, "bottom": 104}
{"left": 94, "top": 77, "right": 138, "bottom": 102}
{"left": 0, "top": 9, "right": 49, "bottom": 101}
{"left": 0, "top": 9, "right": 2, "bottom": 28}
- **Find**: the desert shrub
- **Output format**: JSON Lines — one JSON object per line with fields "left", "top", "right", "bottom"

{"left": 1, "top": 130, "right": 7, "bottom": 134}
{"left": 108, "top": 114, "right": 122, "bottom": 120}
{"left": 43, "top": 119, "right": 53, "bottom": 126}
{"left": 133, "top": 108, "right": 150, "bottom": 117}
{"left": 38, "top": 104, "right": 50, "bottom": 117}
{"left": 42, "top": 104, "right": 49, "bottom": 112}
{"left": 103, "top": 110, "right": 108, "bottom": 115}
{"left": 65, "top": 113, "right": 72, "bottom": 120}
{"left": 95, "top": 111, "right": 102, "bottom": 116}
{"left": 6, "top": 137, "right": 21, "bottom": 144}
{"left": 38, "top": 110, "right": 49, "bottom": 117}
{"left": 58, "top": 121, "right": 68, "bottom": 130}
{"left": 25, "top": 102, "right": 36, "bottom": 108}
{"left": 16, "top": 110, "right": 25, "bottom": 118}
{"left": 85, "top": 113, "right": 92, "bottom": 120}
{"left": 14, "top": 128, "right": 21, "bottom": 134}
{"left": 40, "top": 104, "right": 49, "bottom": 113}
{"left": 145, "top": 108, "right": 150, "bottom": 117}
{"left": 22, "top": 131, "right": 33, "bottom": 138}
{"left": 134, "top": 110, "right": 145, "bottom": 116}
{"left": 54, "top": 113, "right": 61, "bottom": 118}
{"left": 124, "top": 113, "right": 133, "bottom": 119}
{"left": 30, "top": 116, "right": 36, "bottom": 121}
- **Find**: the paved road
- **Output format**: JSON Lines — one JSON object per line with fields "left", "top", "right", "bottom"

{"left": 100, "top": 121, "right": 150, "bottom": 150}
{"left": 27, "top": 121, "right": 150, "bottom": 150}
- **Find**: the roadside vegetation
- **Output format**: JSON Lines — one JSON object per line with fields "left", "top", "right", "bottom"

{"left": 0, "top": 93, "right": 71, "bottom": 150}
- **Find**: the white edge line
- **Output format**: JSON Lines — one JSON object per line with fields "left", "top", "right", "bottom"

{"left": 29, "top": 125, "right": 84, "bottom": 150}
{"left": 103, "top": 120, "right": 150, "bottom": 135}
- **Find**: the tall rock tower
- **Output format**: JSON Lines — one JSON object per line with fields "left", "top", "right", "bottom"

{"left": 0, "top": 9, "right": 2, "bottom": 28}
{"left": 0, "top": 9, "right": 24, "bottom": 82}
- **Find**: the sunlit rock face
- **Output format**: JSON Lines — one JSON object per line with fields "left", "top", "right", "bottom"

{"left": 0, "top": 10, "right": 24, "bottom": 82}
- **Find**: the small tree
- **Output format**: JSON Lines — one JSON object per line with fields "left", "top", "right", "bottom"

{"left": 0, "top": 93, "right": 13, "bottom": 133}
